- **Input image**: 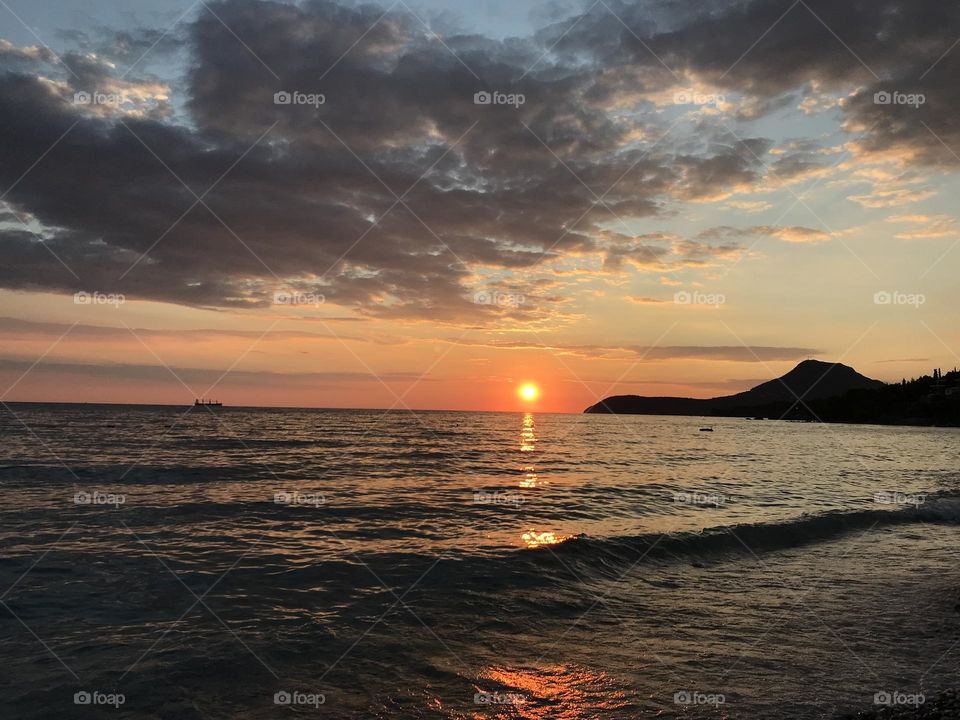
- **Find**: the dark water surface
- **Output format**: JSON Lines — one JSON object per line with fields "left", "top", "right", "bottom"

{"left": 2, "top": 404, "right": 959, "bottom": 718}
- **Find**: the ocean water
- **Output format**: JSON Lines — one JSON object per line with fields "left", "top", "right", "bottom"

{"left": 1, "top": 404, "right": 960, "bottom": 719}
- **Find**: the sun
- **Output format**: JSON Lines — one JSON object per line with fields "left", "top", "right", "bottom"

{"left": 519, "top": 383, "right": 540, "bottom": 401}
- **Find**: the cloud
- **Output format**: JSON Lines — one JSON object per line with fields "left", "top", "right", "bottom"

{"left": 0, "top": 316, "right": 370, "bottom": 342}
{"left": 1, "top": 0, "right": 959, "bottom": 324}
{"left": 451, "top": 337, "right": 821, "bottom": 362}
{"left": 888, "top": 213, "right": 957, "bottom": 239}
{"left": 553, "top": 0, "right": 960, "bottom": 169}
{"left": 0, "top": 356, "right": 435, "bottom": 387}
{"left": 697, "top": 224, "right": 833, "bottom": 244}
{"left": 847, "top": 186, "right": 936, "bottom": 209}
{"left": 760, "top": 226, "right": 831, "bottom": 244}
{"left": 0, "top": 39, "right": 58, "bottom": 66}
{"left": 624, "top": 295, "right": 668, "bottom": 304}
{"left": 639, "top": 346, "right": 821, "bottom": 361}
{"left": 725, "top": 200, "right": 772, "bottom": 213}
{"left": 0, "top": 3, "right": 777, "bottom": 322}
{"left": 600, "top": 230, "right": 743, "bottom": 271}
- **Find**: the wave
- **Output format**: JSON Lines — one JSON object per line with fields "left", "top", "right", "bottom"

{"left": 360, "top": 494, "right": 960, "bottom": 600}
{"left": 543, "top": 492, "right": 960, "bottom": 571}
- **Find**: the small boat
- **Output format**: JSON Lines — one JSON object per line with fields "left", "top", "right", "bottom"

{"left": 193, "top": 398, "right": 223, "bottom": 407}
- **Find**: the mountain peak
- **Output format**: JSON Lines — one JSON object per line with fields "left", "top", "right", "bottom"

{"left": 720, "top": 360, "right": 882, "bottom": 406}
{"left": 584, "top": 360, "right": 884, "bottom": 414}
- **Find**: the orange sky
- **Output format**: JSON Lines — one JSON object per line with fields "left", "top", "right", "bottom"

{"left": 1, "top": 286, "right": 955, "bottom": 412}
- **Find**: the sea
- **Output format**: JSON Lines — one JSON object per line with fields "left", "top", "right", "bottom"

{"left": 1, "top": 404, "right": 959, "bottom": 719}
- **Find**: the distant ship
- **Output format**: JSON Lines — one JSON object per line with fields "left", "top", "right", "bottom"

{"left": 193, "top": 398, "right": 223, "bottom": 407}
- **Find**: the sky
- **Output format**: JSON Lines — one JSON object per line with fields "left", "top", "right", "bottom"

{"left": 1, "top": 0, "right": 959, "bottom": 412}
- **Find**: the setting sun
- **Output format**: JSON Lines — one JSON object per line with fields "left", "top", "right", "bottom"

{"left": 519, "top": 383, "right": 540, "bottom": 401}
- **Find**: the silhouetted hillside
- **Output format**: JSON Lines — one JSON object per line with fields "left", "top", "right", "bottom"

{"left": 585, "top": 360, "right": 881, "bottom": 415}
{"left": 711, "top": 360, "right": 883, "bottom": 409}
{"left": 585, "top": 362, "right": 960, "bottom": 427}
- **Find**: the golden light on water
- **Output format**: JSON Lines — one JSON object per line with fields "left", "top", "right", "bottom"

{"left": 477, "top": 663, "right": 630, "bottom": 718}
{"left": 522, "top": 529, "right": 570, "bottom": 548}
{"left": 520, "top": 412, "right": 536, "bottom": 452}
{"left": 520, "top": 465, "right": 542, "bottom": 488}
{"left": 519, "top": 414, "right": 546, "bottom": 486}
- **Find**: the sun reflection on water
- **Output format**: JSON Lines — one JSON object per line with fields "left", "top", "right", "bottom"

{"left": 520, "top": 465, "right": 540, "bottom": 488}
{"left": 521, "top": 529, "right": 571, "bottom": 548}
{"left": 471, "top": 663, "right": 632, "bottom": 719}
{"left": 518, "top": 413, "right": 547, "bottom": 488}
{"left": 520, "top": 412, "right": 536, "bottom": 452}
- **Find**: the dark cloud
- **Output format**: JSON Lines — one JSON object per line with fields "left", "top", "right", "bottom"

{"left": 56, "top": 27, "right": 185, "bottom": 63}
{"left": 0, "top": 0, "right": 957, "bottom": 320}
{"left": 600, "top": 229, "right": 743, "bottom": 270}
{"left": 580, "top": 0, "right": 960, "bottom": 167}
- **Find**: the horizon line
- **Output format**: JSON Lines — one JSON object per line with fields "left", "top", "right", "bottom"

{"left": 0, "top": 399, "right": 577, "bottom": 414}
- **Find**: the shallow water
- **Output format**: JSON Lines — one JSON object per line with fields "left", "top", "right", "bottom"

{"left": 1, "top": 404, "right": 959, "bottom": 718}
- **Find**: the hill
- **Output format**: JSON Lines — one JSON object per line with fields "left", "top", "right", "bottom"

{"left": 584, "top": 360, "right": 883, "bottom": 416}
{"left": 586, "top": 362, "right": 960, "bottom": 426}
